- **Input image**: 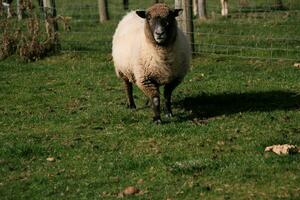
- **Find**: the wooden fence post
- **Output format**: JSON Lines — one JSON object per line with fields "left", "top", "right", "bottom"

{"left": 193, "top": 0, "right": 198, "bottom": 16}
{"left": 274, "top": 0, "right": 284, "bottom": 9}
{"left": 43, "top": 0, "right": 60, "bottom": 47}
{"left": 43, "top": 0, "right": 58, "bottom": 38}
{"left": 38, "top": 0, "right": 44, "bottom": 16}
{"left": 123, "top": 0, "right": 129, "bottom": 10}
{"left": 198, "top": 0, "right": 207, "bottom": 19}
{"left": 98, "top": 0, "right": 109, "bottom": 23}
{"left": 43, "top": 0, "right": 57, "bottom": 18}
{"left": 16, "top": 0, "right": 24, "bottom": 20}
{"left": 175, "top": 0, "right": 194, "bottom": 53}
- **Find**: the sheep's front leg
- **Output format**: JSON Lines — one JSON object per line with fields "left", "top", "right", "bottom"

{"left": 139, "top": 78, "right": 161, "bottom": 123}
{"left": 151, "top": 95, "right": 161, "bottom": 123}
{"left": 164, "top": 79, "right": 180, "bottom": 118}
{"left": 123, "top": 79, "right": 136, "bottom": 109}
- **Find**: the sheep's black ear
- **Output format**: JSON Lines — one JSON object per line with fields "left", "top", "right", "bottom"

{"left": 136, "top": 10, "right": 146, "bottom": 18}
{"left": 173, "top": 9, "right": 183, "bottom": 17}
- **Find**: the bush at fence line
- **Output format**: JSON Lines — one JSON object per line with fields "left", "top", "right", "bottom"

{"left": 18, "top": 17, "right": 60, "bottom": 62}
{"left": 0, "top": 2, "right": 61, "bottom": 62}
{"left": 0, "top": 18, "right": 60, "bottom": 62}
{"left": 0, "top": 29, "right": 18, "bottom": 59}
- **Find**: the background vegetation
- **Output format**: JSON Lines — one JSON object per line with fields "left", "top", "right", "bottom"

{"left": 0, "top": 0, "right": 299, "bottom": 199}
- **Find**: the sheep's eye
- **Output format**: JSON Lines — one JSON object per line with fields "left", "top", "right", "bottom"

{"left": 161, "top": 20, "right": 169, "bottom": 26}
{"left": 147, "top": 15, "right": 152, "bottom": 21}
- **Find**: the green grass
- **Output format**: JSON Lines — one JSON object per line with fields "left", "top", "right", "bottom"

{"left": 1, "top": 0, "right": 300, "bottom": 199}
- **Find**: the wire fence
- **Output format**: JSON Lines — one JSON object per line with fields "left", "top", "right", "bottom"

{"left": 1, "top": 0, "right": 300, "bottom": 61}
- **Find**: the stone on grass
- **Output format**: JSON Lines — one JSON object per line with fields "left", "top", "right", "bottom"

{"left": 265, "top": 144, "right": 299, "bottom": 155}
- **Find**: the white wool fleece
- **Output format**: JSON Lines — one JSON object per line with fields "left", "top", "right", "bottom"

{"left": 112, "top": 11, "right": 190, "bottom": 89}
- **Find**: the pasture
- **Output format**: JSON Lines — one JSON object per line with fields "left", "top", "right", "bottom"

{"left": 0, "top": 0, "right": 300, "bottom": 199}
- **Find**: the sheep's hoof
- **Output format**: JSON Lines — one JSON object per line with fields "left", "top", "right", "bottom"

{"left": 153, "top": 117, "right": 162, "bottom": 124}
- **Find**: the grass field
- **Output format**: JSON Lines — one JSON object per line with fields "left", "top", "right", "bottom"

{"left": 1, "top": 0, "right": 300, "bottom": 199}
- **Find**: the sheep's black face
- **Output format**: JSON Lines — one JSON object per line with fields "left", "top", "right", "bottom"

{"left": 136, "top": 5, "right": 182, "bottom": 46}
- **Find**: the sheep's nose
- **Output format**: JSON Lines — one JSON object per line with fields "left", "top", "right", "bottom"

{"left": 155, "top": 27, "right": 165, "bottom": 36}
{"left": 155, "top": 30, "right": 165, "bottom": 36}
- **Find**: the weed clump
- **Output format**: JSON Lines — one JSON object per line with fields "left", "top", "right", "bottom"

{"left": 0, "top": 31, "right": 18, "bottom": 59}
{"left": 17, "top": 17, "right": 60, "bottom": 61}
{"left": 0, "top": 1, "right": 62, "bottom": 62}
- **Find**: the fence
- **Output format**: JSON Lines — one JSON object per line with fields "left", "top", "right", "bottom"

{"left": 1, "top": 0, "right": 300, "bottom": 61}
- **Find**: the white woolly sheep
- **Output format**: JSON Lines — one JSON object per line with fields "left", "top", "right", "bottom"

{"left": 112, "top": 3, "right": 191, "bottom": 123}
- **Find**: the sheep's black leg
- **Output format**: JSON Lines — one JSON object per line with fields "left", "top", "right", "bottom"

{"left": 124, "top": 80, "right": 136, "bottom": 109}
{"left": 164, "top": 79, "right": 181, "bottom": 117}
{"left": 144, "top": 98, "right": 151, "bottom": 107}
{"left": 151, "top": 96, "right": 161, "bottom": 123}
{"left": 140, "top": 78, "right": 161, "bottom": 123}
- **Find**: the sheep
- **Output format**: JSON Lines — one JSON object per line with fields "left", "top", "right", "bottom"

{"left": 112, "top": 3, "right": 191, "bottom": 123}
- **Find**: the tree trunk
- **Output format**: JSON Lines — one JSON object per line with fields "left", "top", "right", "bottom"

{"left": 98, "top": 0, "right": 109, "bottom": 23}
{"left": 175, "top": 0, "right": 194, "bottom": 53}
{"left": 198, "top": 0, "right": 207, "bottom": 19}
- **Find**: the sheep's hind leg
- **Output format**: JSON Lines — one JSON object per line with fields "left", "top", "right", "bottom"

{"left": 164, "top": 79, "right": 181, "bottom": 118}
{"left": 124, "top": 80, "right": 136, "bottom": 109}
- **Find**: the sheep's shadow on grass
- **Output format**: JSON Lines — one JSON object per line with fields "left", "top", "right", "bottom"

{"left": 174, "top": 90, "right": 300, "bottom": 121}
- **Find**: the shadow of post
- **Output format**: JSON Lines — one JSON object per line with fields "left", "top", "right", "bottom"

{"left": 175, "top": 90, "right": 300, "bottom": 120}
